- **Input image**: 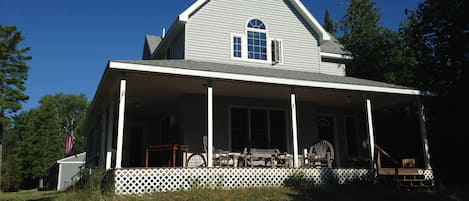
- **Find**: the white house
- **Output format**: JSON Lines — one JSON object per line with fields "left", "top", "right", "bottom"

{"left": 84, "top": 0, "right": 434, "bottom": 194}
{"left": 48, "top": 152, "right": 86, "bottom": 191}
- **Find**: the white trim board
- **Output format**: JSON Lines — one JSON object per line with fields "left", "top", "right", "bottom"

{"left": 109, "top": 61, "right": 432, "bottom": 96}
{"left": 56, "top": 152, "right": 86, "bottom": 163}
{"left": 320, "top": 52, "right": 353, "bottom": 60}
{"left": 58, "top": 161, "right": 86, "bottom": 164}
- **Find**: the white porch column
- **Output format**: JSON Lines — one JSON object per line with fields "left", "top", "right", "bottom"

{"left": 115, "top": 80, "right": 126, "bottom": 169}
{"left": 207, "top": 84, "right": 213, "bottom": 167}
{"left": 291, "top": 90, "right": 299, "bottom": 168}
{"left": 418, "top": 100, "right": 432, "bottom": 169}
{"left": 105, "top": 100, "right": 114, "bottom": 170}
{"left": 366, "top": 98, "right": 376, "bottom": 170}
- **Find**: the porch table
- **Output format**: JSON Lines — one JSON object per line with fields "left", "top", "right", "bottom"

{"left": 145, "top": 144, "right": 188, "bottom": 167}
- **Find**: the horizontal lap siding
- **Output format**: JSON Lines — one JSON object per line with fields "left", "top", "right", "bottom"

{"left": 320, "top": 61, "right": 346, "bottom": 76}
{"left": 186, "top": 0, "right": 320, "bottom": 73}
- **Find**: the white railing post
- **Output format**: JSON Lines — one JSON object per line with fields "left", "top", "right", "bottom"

{"left": 291, "top": 89, "right": 299, "bottom": 168}
{"left": 207, "top": 84, "right": 213, "bottom": 167}
{"left": 115, "top": 79, "right": 126, "bottom": 169}
{"left": 418, "top": 99, "right": 432, "bottom": 169}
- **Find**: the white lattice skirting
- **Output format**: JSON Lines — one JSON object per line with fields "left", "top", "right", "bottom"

{"left": 114, "top": 168, "right": 367, "bottom": 195}
{"left": 113, "top": 168, "right": 433, "bottom": 195}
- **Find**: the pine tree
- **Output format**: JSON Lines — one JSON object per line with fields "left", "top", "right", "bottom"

{"left": 323, "top": 9, "right": 335, "bottom": 34}
{"left": 339, "top": 0, "right": 383, "bottom": 80}
{"left": 0, "top": 25, "right": 31, "bottom": 187}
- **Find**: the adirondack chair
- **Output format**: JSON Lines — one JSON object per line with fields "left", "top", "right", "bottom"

{"left": 308, "top": 140, "right": 334, "bottom": 168}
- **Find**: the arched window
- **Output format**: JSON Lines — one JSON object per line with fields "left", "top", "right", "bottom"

{"left": 247, "top": 19, "right": 266, "bottom": 29}
{"left": 247, "top": 19, "right": 267, "bottom": 60}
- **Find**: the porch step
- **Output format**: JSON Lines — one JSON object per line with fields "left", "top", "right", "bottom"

{"left": 394, "top": 175, "right": 434, "bottom": 191}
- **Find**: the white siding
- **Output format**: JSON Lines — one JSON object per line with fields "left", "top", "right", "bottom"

{"left": 185, "top": 0, "right": 320, "bottom": 73}
{"left": 320, "top": 61, "right": 346, "bottom": 76}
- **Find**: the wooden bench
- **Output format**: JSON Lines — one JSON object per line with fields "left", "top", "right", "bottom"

{"left": 240, "top": 148, "right": 281, "bottom": 167}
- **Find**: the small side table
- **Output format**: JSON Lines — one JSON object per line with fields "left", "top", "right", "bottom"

{"left": 146, "top": 144, "right": 188, "bottom": 167}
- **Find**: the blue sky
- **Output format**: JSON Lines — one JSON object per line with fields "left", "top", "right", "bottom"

{"left": 1, "top": 0, "right": 421, "bottom": 111}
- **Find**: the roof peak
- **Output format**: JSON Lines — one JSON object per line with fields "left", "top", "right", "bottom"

{"left": 178, "top": 0, "right": 331, "bottom": 42}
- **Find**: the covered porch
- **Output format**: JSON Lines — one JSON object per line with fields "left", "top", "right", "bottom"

{"left": 85, "top": 60, "right": 433, "bottom": 194}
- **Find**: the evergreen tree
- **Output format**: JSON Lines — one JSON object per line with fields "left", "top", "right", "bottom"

{"left": 324, "top": 9, "right": 336, "bottom": 34}
{"left": 339, "top": 0, "right": 384, "bottom": 80}
{"left": 3, "top": 93, "right": 88, "bottom": 189}
{"left": 0, "top": 127, "right": 21, "bottom": 191}
{"left": 400, "top": 0, "right": 467, "bottom": 184}
{"left": 402, "top": 0, "right": 467, "bottom": 93}
{"left": 0, "top": 25, "right": 31, "bottom": 188}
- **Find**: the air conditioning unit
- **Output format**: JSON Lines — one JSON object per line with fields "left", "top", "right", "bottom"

{"left": 272, "top": 40, "right": 282, "bottom": 64}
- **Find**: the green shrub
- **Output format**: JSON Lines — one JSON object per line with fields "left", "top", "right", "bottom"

{"left": 283, "top": 171, "right": 311, "bottom": 190}
{"left": 69, "top": 167, "right": 114, "bottom": 200}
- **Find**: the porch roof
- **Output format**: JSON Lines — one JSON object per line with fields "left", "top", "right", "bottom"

{"left": 109, "top": 60, "right": 433, "bottom": 96}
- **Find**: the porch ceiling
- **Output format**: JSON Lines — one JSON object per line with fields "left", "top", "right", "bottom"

{"left": 85, "top": 67, "right": 418, "bottom": 131}
{"left": 119, "top": 71, "right": 417, "bottom": 116}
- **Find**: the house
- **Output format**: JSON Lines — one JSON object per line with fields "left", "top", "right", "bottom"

{"left": 48, "top": 152, "right": 86, "bottom": 191}
{"left": 84, "top": 0, "right": 434, "bottom": 194}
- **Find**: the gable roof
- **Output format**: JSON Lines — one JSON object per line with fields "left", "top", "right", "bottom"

{"left": 179, "top": 0, "right": 331, "bottom": 42}
{"left": 152, "top": 0, "right": 352, "bottom": 60}
{"left": 142, "top": 34, "right": 161, "bottom": 60}
{"left": 109, "top": 60, "right": 433, "bottom": 96}
{"left": 320, "top": 33, "right": 352, "bottom": 56}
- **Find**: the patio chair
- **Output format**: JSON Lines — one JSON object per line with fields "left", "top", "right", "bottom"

{"left": 308, "top": 140, "right": 334, "bottom": 168}
{"left": 202, "top": 136, "right": 231, "bottom": 167}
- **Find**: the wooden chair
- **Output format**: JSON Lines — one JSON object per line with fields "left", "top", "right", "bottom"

{"left": 401, "top": 158, "right": 416, "bottom": 168}
{"left": 308, "top": 140, "right": 334, "bottom": 168}
{"left": 202, "top": 136, "right": 231, "bottom": 167}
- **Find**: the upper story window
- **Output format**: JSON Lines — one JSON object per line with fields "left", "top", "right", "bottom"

{"left": 247, "top": 19, "right": 267, "bottom": 60}
{"left": 247, "top": 19, "right": 266, "bottom": 29}
{"left": 233, "top": 36, "right": 242, "bottom": 58}
{"left": 231, "top": 18, "right": 282, "bottom": 64}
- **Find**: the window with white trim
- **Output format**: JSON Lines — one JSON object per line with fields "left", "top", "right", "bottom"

{"left": 233, "top": 36, "right": 242, "bottom": 58}
{"left": 231, "top": 19, "right": 283, "bottom": 64}
{"left": 247, "top": 19, "right": 267, "bottom": 60}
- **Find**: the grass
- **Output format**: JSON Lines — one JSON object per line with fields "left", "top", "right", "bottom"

{"left": 0, "top": 189, "right": 59, "bottom": 201}
{"left": 1, "top": 184, "right": 468, "bottom": 201}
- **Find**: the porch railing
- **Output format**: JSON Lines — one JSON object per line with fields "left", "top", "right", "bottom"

{"left": 375, "top": 144, "right": 399, "bottom": 190}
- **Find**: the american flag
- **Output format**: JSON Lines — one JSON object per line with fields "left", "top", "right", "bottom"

{"left": 65, "top": 131, "right": 75, "bottom": 156}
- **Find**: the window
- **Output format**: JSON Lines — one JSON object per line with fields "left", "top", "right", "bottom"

{"left": 317, "top": 115, "right": 336, "bottom": 147}
{"left": 231, "top": 19, "right": 283, "bottom": 64}
{"left": 230, "top": 107, "right": 287, "bottom": 152}
{"left": 247, "top": 19, "right": 266, "bottom": 29}
{"left": 345, "top": 117, "right": 358, "bottom": 157}
{"left": 232, "top": 36, "right": 242, "bottom": 58}
{"left": 247, "top": 19, "right": 267, "bottom": 60}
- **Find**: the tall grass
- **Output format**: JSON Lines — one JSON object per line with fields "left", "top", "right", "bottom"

{"left": 60, "top": 167, "right": 114, "bottom": 201}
